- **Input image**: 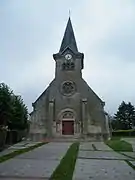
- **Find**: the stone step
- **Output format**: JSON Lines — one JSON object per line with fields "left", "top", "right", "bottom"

{"left": 43, "top": 137, "right": 103, "bottom": 142}
{"left": 29, "top": 134, "right": 103, "bottom": 142}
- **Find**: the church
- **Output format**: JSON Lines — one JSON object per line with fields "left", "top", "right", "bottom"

{"left": 29, "top": 18, "right": 110, "bottom": 141}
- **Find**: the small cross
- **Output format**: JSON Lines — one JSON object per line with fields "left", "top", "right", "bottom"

{"left": 69, "top": 10, "right": 71, "bottom": 17}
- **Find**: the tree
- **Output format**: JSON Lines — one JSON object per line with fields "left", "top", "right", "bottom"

{"left": 8, "top": 95, "right": 28, "bottom": 130}
{"left": 0, "top": 83, "right": 12, "bottom": 127}
{"left": 111, "top": 118, "right": 120, "bottom": 130}
{"left": 114, "top": 101, "right": 135, "bottom": 130}
{"left": 0, "top": 83, "right": 28, "bottom": 130}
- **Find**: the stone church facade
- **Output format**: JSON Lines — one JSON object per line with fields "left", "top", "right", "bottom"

{"left": 29, "top": 18, "right": 110, "bottom": 141}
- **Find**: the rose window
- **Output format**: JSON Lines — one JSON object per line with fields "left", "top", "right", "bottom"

{"left": 61, "top": 81, "right": 76, "bottom": 96}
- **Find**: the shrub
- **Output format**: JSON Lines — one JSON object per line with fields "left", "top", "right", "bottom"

{"left": 112, "top": 129, "right": 135, "bottom": 137}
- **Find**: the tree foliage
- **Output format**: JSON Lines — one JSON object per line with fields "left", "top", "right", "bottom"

{"left": 113, "top": 101, "right": 135, "bottom": 130}
{"left": 0, "top": 83, "right": 28, "bottom": 130}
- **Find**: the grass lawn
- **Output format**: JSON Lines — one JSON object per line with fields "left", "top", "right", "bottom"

{"left": 125, "top": 160, "right": 135, "bottom": 170}
{"left": 106, "top": 138, "right": 135, "bottom": 170}
{"left": 110, "top": 136, "right": 121, "bottom": 140}
{"left": 51, "top": 142, "right": 79, "bottom": 180}
{"left": 106, "top": 139, "right": 133, "bottom": 152}
{"left": 0, "top": 142, "right": 47, "bottom": 163}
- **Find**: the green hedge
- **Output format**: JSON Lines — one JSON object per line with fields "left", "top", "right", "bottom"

{"left": 112, "top": 129, "right": 135, "bottom": 137}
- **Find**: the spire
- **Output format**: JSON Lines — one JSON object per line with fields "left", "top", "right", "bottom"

{"left": 59, "top": 17, "right": 78, "bottom": 53}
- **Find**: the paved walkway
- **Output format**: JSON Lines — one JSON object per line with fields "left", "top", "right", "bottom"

{"left": 0, "top": 142, "right": 71, "bottom": 180}
{"left": 0, "top": 141, "right": 40, "bottom": 158}
{"left": 73, "top": 142, "right": 135, "bottom": 180}
{"left": 0, "top": 141, "right": 135, "bottom": 180}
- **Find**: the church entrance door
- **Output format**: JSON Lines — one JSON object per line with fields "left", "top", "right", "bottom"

{"left": 62, "top": 121, "right": 74, "bottom": 135}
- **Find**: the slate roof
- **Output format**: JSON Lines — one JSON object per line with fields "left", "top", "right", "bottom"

{"left": 59, "top": 17, "right": 78, "bottom": 53}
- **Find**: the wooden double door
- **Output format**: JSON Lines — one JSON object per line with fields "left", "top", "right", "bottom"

{"left": 62, "top": 121, "right": 74, "bottom": 135}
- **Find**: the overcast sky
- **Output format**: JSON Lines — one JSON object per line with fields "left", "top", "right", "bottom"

{"left": 0, "top": 0, "right": 135, "bottom": 115}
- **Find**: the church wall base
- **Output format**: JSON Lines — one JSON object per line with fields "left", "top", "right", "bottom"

{"left": 28, "top": 132, "right": 110, "bottom": 142}
{"left": 29, "top": 133, "right": 47, "bottom": 142}
{"left": 81, "top": 133, "right": 110, "bottom": 141}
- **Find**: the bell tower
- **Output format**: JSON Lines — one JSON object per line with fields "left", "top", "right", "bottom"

{"left": 53, "top": 18, "right": 84, "bottom": 79}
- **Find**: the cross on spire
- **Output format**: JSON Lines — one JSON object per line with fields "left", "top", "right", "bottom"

{"left": 69, "top": 10, "right": 71, "bottom": 17}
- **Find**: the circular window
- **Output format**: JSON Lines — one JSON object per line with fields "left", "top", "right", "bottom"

{"left": 61, "top": 81, "right": 76, "bottom": 96}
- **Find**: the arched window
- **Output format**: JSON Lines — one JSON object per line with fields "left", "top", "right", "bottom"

{"left": 71, "top": 62, "right": 75, "bottom": 69}
{"left": 62, "top": 60, "right": 75, "bottom": 70}
{"left": 62, "top": 111, "right": 74, "bottom": 119}
{"left": 62, "top": 63, "right": 66, "bottom": 70}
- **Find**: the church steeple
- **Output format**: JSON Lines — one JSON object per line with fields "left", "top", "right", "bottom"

{"left": 59, "top": 17, "right": 78, "bottom": 53}
{"left": 53, "top": 17, "right": 84, "bottom": 69}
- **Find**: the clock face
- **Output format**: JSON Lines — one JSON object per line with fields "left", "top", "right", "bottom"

{"left": 65, "top": 54, "right": 72, "bottom": 60}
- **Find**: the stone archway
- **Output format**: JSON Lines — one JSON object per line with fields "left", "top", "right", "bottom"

{"left": 56, "top": 108, "right": 77, "bottom": 136}
{"left": 62, "top": 111, "right": 75, "bottom": 135}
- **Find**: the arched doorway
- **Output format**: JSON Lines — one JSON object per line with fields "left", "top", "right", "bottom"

{"left": 61, "top": 110, "right": 75, "bottom": 135}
